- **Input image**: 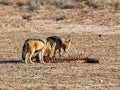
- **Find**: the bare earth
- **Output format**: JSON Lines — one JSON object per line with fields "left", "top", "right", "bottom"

{"left": 0, "top": 5, "right": 120, "bottom": 90}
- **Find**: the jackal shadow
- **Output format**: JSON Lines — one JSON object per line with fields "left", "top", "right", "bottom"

{"left": 0, "top": 60, "right": 23, "bottom": 64}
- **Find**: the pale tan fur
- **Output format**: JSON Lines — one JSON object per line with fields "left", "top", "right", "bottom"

{"left": 22, "top": 38, "right": 53, "bottom": 64}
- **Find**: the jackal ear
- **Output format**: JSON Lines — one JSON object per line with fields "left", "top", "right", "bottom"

{"left": 67, "top": 39, "right": 71, "bottom": 43}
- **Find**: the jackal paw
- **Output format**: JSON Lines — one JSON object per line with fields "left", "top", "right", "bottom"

{"left": 41, "top": 61, "right": 46, "bottom": 64}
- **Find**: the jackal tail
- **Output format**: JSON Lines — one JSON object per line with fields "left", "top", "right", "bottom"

{"left": 22, "top": 40, "right": 28, "bottom": 60}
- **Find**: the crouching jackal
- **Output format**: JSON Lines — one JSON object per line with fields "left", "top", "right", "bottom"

{"left": 46, "top": 36, "right": 71, "bottom": 57}
{"left": 22, "top": 37, "right": 54, "bottom": 63}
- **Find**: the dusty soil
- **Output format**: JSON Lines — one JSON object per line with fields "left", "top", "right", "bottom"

{"left": 0, "top": 5, "right": 120, "bottom": 90}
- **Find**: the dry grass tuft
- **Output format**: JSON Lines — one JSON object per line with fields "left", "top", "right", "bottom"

{"left": 0, "top": 0, "right": 120, "bottom": 11}
{"left": 0, "top": 0, "right": 12, "bottom": 6}
{"left": 16, "top": 2, "right": 25, "bottom": 7}
{"left": 22, "top": 15, "right": 32, "bottom": 21}
{"left": 87, "top": 0, "right": 120, "bottom": 11}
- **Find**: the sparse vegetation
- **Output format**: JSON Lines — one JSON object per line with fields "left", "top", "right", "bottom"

{"left": 22, "top": 15, "right": 32, "bottom": 21}
{"left": 56, "top": 15, "right": 65, "bottom": 21}
{"left": 87, "top": 0, "right": 120, "bottom": 10}
{"left": 0, "top": 0, "right": 12, "bottom": 6}
{"left": 16, "top": 2, "right": 25, "bottom": 7}
{"left": 0, "top": 0, "right": 119, "bottom": 11}
{"left": 26, "top": 0, "right": 40, "bottom": 11}
{"left": 0, "top": 0, "right": 120, "bottom": 89}
{"left": 54, "top": 0, "right": 74, "bottom": 9}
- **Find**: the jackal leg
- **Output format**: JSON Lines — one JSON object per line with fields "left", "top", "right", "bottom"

{"left": 29, "top": 50, "right": 35, "bottom": 64}
{"left": 25, "top": 53, "right": 29, "bottom": 63}
{"left": 46, "top": 49, "right": 51, "bottom": 57}
{"left": 26, "top": 48, "right": 35, "bottom": 64}
{"left": 41, "top": 51, "right": 45, "bottom": 63}
{"left": 59, "top": 48, "right": 62, "bottom": 57}
{"left": 53, "top": 47, "right": 57, "bottom": 57}
{"left": 39, "top": 51, "right": 45, "bottom": 63}
{"left": 38, "top": 52, "right": 42, "bottom": 63}
{"left": 25, "top": 52, "right": 33, "bottom": 63}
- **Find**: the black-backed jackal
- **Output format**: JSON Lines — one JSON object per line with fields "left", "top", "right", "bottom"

{"left": 22, "top": 37, "right": 54, "bottom": 63}
{"left": 46, "top": 36, "right": 71, "bottom": 57}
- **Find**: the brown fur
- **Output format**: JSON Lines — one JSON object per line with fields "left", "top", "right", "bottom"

{"left": 46, "top": 36, "right": 71, "bottom": 57}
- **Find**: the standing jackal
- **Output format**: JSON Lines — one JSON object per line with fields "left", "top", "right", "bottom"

{"left": 22, "top": 37, "right": 53, "bottom": 63}
{"left": 46, "top": 36, "right": 71, "bottom": 57}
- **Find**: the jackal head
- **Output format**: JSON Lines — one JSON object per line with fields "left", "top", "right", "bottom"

{"left": 62, "top": 39, "right": 71, "bottom": 52}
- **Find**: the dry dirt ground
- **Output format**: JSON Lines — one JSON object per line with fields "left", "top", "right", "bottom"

{"left": 0, "top": 5, "right": 120, "bottom": 90}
